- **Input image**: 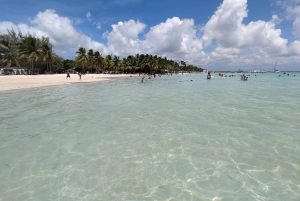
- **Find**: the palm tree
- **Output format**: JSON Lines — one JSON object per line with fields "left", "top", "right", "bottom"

{"left": 0, "top": 40, "right": 20, "bottom": 67}
{"left": 119, "top": 61, "right": 126, "bottom": 73}
{"left": 104, "top": 54, "right": 113, "bottom": 72}
{"left": 40, "top": 38, "right": 54, "bottom": 72}
{"left": 0, "top": 30, "right": 22, "bottom": 68}
{"left": 112, "top": 55, "right": 120, "bottom": 73}
{"left": 180, "top": 61, "right": 187, "bottom": 73}
{"left": 52, "top": 54, "right": 64, "bottom": 72}
{"left": 75, "top": 47, "right": 88, "bottom": 72}
{"left": 94, "top": 51, "right": 103, "bottom": 73}
{"left": 18, "top": 35, "right": 43, "bottom": 74}
{"left": 87, "top": 49, "right": 94, "bottom": 72}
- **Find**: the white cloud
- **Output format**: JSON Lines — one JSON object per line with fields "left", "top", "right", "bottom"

{"left": 96, "top": 23, "right": 101, "bottom": 29}
{"left": 1, "top": 0, "right": 300, "bottom": 71}
{"left": 93, "top": 22, "right": 101, "bottom": 29}
{"left": 86, "top": 11, "right": 92, "bottom": 22}
{"left": 275, "top": 0, "right": 300, "bottom": 38}
{"left": 75, "top": 19, "right": 84, "bottom": 25}
{"left": 0, "top": 9, "right": 107, "bottom": 56}
{"left": 201, "top": 0, "right": 300, "bottom": 68}
{"left": 293, "top": 17, "right": 300, "bottom": 37}
{"left": 102, "top": 17, "right": 204, "bottom": 63}
{"left": 104, "top": 20, "right": 146, "bottom": 56}
{"left": 142, "top": 17, "right": 203, "bottom": 54}
{"left": 202, "top": 0, "right": 248, "bottom": 48}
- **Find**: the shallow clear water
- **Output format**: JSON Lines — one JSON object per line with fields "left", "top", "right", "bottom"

{"left": 0, "top": 73, "right": 300, "bottom": 201}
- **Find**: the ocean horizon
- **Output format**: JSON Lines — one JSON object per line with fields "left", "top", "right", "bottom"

{"left": 1, "top": 72, "right": 300, "bottom": 200}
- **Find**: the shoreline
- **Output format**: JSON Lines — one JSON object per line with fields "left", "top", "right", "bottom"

{"left": 0, "top": 74, "right": 138, "bottom": 91}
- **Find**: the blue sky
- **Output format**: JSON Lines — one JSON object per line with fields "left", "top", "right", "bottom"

{"left": 1, "top": 0, "right": 300, "bottom": 71}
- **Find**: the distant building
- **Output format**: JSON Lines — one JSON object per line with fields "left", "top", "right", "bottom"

{"left": 66, "top": 68, "right": 76, "bottom": 74}
{"left": 0, "top": 67, "right": 26, "bottom": 75}
{"left": 250, "top": 69, "right": 266, "bottom": 73}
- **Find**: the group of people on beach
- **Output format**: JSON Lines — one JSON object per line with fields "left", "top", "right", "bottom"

{"left": 66, "top": 72, "right": 82, "bottom": 80}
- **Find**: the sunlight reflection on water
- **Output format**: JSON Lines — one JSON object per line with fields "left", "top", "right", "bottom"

{"left": 0, "top": 73, "right": 300, "bottom": 200}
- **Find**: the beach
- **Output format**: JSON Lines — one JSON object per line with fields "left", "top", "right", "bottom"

{"left": 0, "top": 73, "right": 137, "bottom": 91}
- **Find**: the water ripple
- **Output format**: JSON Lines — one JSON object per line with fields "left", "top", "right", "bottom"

{"left": 0, "top": 73, "right": 300, "bottom": 200}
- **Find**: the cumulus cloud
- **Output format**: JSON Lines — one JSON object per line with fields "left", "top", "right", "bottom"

{"left": 102, "top": 17, "right": 204, "bottom": 63}
{"left": 142, "top": 17, "right": 203, "bottom": 54}
{"left": 293, "top": 17, "right": 300, "bottom": 37}
{"left": 202, "top": 0, "right": 287, "bottom": 53}
{"left": 201, "top": 0, "right": 300, "bottom": 68}
{"left": 103, "top": 20, "right": 146, "bottom": 56}
{"left": 275, "top": 0, "right": 300, "bottom": 38}
{"left": 202, "top": 0, "right": 248, "bottom": 48}
{"left": 0, "top": 9, "right": 107, "bottom": 56}
{"left": 1, "top": 0, "right": 300, "bottom": 70}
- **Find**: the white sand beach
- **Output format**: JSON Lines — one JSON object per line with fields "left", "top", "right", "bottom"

{"left": 0, "top": 74, "right": 137, "bottom": 91}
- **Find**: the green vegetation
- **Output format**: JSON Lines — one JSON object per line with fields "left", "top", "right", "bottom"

{"left": 0, "top": 29, "right": 63, "bottom": 74}
{"left": 73, "top": 48, "right": 203, "bottom": 74}
{"left": 1, "top": 29, "right": 203, "bottom": 74}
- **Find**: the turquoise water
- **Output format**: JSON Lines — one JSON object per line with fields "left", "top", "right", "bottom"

{"left": 0, "top": 73, "right": 300, "bottom": 201}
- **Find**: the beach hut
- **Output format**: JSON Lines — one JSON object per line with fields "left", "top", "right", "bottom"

{"left": 0, "top": 67, "right": 26, "bottom": 75}
{"left": 66, "top": 68, "right": 76, "bottom": 74}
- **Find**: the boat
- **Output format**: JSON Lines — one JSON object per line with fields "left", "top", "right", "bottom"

{"left": 214, "top": 72, "right": 226, "bottom": 77}
{"left": 274, "top": 60, "right": 280, "bottom": 73}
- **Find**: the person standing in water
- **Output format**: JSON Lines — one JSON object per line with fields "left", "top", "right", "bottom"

{"left": 207, "top": 72, "right": 211, "bottom": 79}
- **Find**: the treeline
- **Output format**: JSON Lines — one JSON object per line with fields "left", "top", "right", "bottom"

{"left": 73, "top": 47, "right": 203, "bottom": 74}
{"left": 0, "top": 29, "right": 63, "bottom": 74}
{"left": 0, "top": 29, "right": 203, "bottom": 74}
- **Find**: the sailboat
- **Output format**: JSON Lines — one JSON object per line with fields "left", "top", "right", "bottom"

{"left": 274, "top": 60, "right": 280, "bottom": 73}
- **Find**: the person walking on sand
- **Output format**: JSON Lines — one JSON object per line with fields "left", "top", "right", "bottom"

{"left": 78, "top": 72, "right": 82, "bottom": 80}
{"left": 66, "top": 72, "right": 71, "bottom": 79}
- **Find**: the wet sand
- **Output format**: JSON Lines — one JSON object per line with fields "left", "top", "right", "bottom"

{"left": 0, "top": 74, "right": 137, "bottom": 91}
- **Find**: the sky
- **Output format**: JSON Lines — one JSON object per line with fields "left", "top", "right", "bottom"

{"left": 0, "top": 0, "right": 300, "bottom": 71}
